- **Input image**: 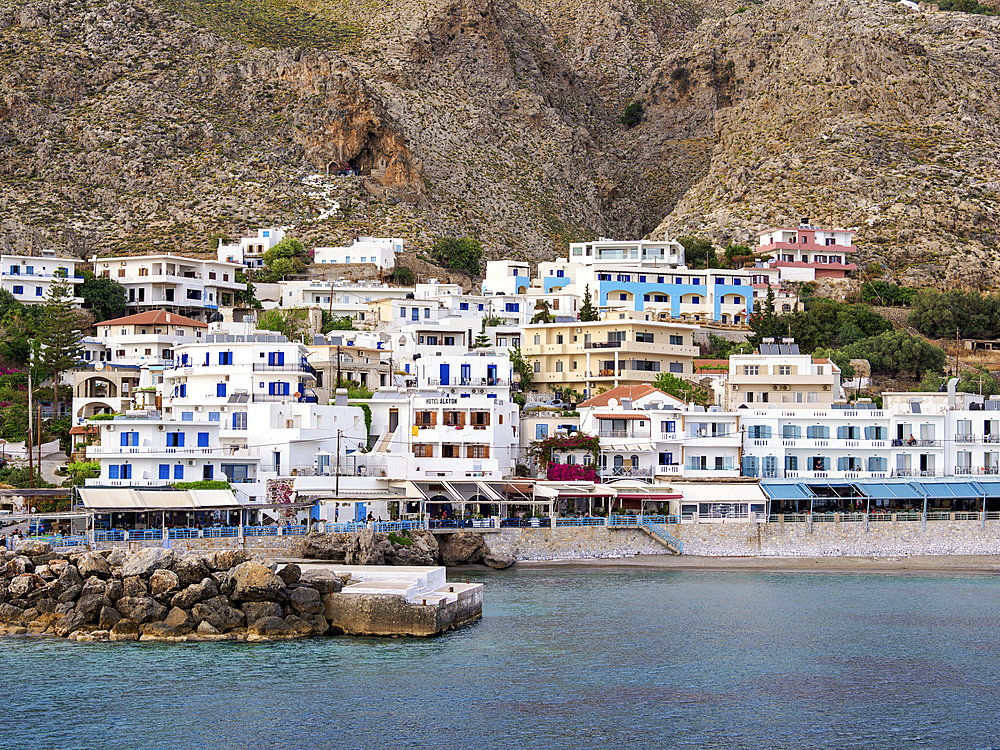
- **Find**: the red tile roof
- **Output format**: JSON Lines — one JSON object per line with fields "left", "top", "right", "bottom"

{"left": 98, "top": 311, "right": 208, "bottom": 328}
{"left": 579, "top": 384, "right": 682, "bottom": 408}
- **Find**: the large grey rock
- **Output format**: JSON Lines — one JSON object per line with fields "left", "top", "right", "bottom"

{"left": 438, "top": 532, "right": 488, "bottom": 566}
{"left": 192, "top": 596, "right": 244, "bottom": 632}
{"left": 120, "top": 547, "right": 174, "bottom": 578}
{"left": 173, "top": 555, "right": 211, "bottom": 587}
{"left": 283, "top": 614, "right": 315, "bottom": 636}
{"left": 345, "top": 528, "right": 384, "bottom": 565}
{"left": 149, "top": 569, "right": 181, "bottom": 602}
{"left": 54, "top": 610, "right": 85, "bottom": 637}
{"left": 242, "top": 601, "right": 283, "bottom": 626}
{"left": 15, "top": 540, "right": 51, "bottom": 557}
{"left": 33, "top": 564, "right": 56, "bottom": 581}
{"left": 171, "top": 582, "right": 209, "bottom": 609}
{"left": 9, "top": 573, "right": 43, "bottom": 598}
{"left": 98, "top": 606, "right": 122, "bottom": 631}
{"left": 105, "top": 548, "right": 128, "bottom": 567}
{"left": 77, "top": 552, "right": 112, "bottom": 579}
{"left": 76, "top": 594, "right": 112, "bottom": 623}
{"left": 122, "top": 576, "right": 147, "bottom": 598}
{"left": 5, "top": 556, "right": 33, "bottom": 577}
{"left": 385, "top": 530, "right": 439, "bottom": 566}
{"left": 277, "top": 563, "right": 300, "bottom": 585}
{"left": 143, "top": 607, "right": 195, "bottom": 638}
{"left": 248, "top": 616, "right": 296, "bottom": 638}
{"left": 0, "top": 603, "right": 25, "bottom": 625}
{"left": 289, "top": 586, "right": 324, "bottom": 615}
{"left": 58, "top": 563, "right": 82, "bottom": 589}
{"left": 300, "top": 533, "right": 351, "bottom": 561}
{"left": 115, "top": 596, "right": 167, "bottom": 624}
{"left": 109, "top": 619, "right": 139, "bottom": 642}
{"left": 483, "top": 553, "right": 516, "bottom": 570}
{"left": 222, "top": 562, "right": 287, "bottom": 603}
{"left": 105, "top": 578, "right": 124, "bottom": 603}
{"left": 81, "top": 575, "right": 107, "bottom": 598}
{"left": 35, "top": 597, "right": 58, "bottom": 613}
{"left": 298, "top": 570, "right": 343, "bottom": 594}
{"left": 208, "top": 549, "right": 250, "bottom": 572}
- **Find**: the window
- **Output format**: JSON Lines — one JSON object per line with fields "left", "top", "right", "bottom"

{"left": 159, "top": 464, "right": 170, "bottom": 480}
{"left": 35, "top": 287, "right": 42, "bottom": 296}
{"left": 555, "top": 361, "right": 563, "bottom": 372}
{"left": 691, "top": 296, "right": 700, "bottom": 304}
{"left": 219, "top": 351, "right": 233, "bottom": 365}
{"left": 232, "top": 412, "right": 247, "bottom": 430}
{"left": 636, "top": 332, "right": 655, "bottom": 343}
{"left": 174, "top": 464, "right": 184, "bottom": 480}
{"left": 12, "top": 286, "right": 22, "bottom": 295}
{"left": 806, "top": 425, "right": 830, "bottom": 439}
{"left": 668, "top": 334, "right": 683, "bottom": 346}
{"left": 785, "top": 455, "right": 798, "bottom": 471}
{"left": 7, "top": 266, "right": 17, "bottom": 275}
{"left": 745, "top": 392, "right": 754, "bottom": 403}
{"left": 400, "top": 307, "right": 406, "bottom": 318}
{"left": 444, "top": 336, "right": 455, "bottom": 346}
{"left": 533, "top": 335, "right": 541, "bottom": 345}
{"left": 166, "top": 432, "right": 185, "bottom": 447}
{"left": 556, "top": 334, "right": 564, "bottom": 344}
{"left": 119, "top": 464, "right": 131, "bottom": 479}
{"left": 424, "top": 308, "right": 430, "bottom": 318}
{"left": 413, "top": 444, "right": 433, "bottom": 458}
{"left": 427, "top": 336, "right": 438, "bottom": 346}
{"left": 715, "top": 277, "right": 725, "bottom": 285}
{"left": 749, "top": 425, "right": 772, "bottom": 439}
{"left": 197, "top": 432, "right": 210, "bottom": 447}
{"left": 268, "top": 382, "right": 290, "bottom": 396}
{"left": 778, "top": 365, "right": 791, "bottom": 375}
{"left": 505, "top": 303, "right": 519, "bottom": 312}
{"left": 209, "top": 412, "right": 220, "bottom": 422}
{"left": 743, "top": 365, "right": 759, "bottom": 375}
{"left": 181, "top": 412, "right": 194, "bottom": 421}
{"left": 460, "top": 302, "right": 469, "bottom": 310}
{"left": 109, "top": 465, "right": 119, "bottom": 480}
{"left": 120, "top": 431, "right": 139, "bottom": 447}
{"left": 617, "top": 275, "right": 631, "bottom": 282}
{"left": 665, "top": 420, "right": 676, "bottom": 433}
{"left": 692, "top": 278, "right": 701, "bottom": 285}
{"left": 467, "top": 445, "right": 489, "bottom": 458}
{"left": 669, "top": 363, "right": 683, "bottom": 373}
{"left": 536, "top": 423, "right": 549, "bottom": 440}
{"left": 217, "top": 383, "right": 227, "bottom": 398}
{"left": 674, "top": 278, "right": 682, "bottom": 285}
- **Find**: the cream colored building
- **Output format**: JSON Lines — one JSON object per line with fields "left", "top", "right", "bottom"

{"left": 521, "top": 314, "right": 699, "bottom": 397}
{"left": 726, "top": 342, "right": 841, "bottom": 409}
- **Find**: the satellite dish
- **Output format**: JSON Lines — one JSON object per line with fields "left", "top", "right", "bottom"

{"left": 607, "top": 398, "right": 618, "bottom": 408}
{"left": 95, "top": 362, "right": 106, "bottom": 371}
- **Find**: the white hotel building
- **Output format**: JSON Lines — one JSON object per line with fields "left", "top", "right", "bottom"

{"left": 1, "top": 251, "right": 83, "bottom": 305}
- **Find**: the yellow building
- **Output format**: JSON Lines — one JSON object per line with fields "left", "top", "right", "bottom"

{"left": 521, "top": 315, "right": 700, "bottom": 395}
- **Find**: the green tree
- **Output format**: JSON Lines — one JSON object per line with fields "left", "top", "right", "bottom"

{"left": 321, "top": 312, "right": 356, "bottom": 333}
{"left": 579, "top": 284, "right": 599, "bottom": 321}
{"left": 679, "top": 237, "right": 716, "bottom": 269}
{"left": 429, "top": 236, "right": 483, "bottom": 275}
{"left": 257, "top": 308, "right": 310, "bottom": 341}
{"left": 620, "top": 100, "right": 644, "bottom": 127}
{"left": 531, "top": 299, "right": 554, "bottom": 324}
{"left": 508, "top": 346, "right": 533, "bottom": 391}
{"left": 473, "top": 320, "right": 491, "bottom": 349}
{"left": 907, "top": 289, "right": 1000, "bottom": 340}
{"left": 260, "top": 237, "right": 310, "bottom": 282}
{"left": 389, "top": 266, "right": 415, "bottom": 285}
{"left": 812, "top": 347, "right": 856, "bottom": 379}
{"left": 652, "top": 372, "right": 713, "bottom": 406}
{"left": 748, "top": 287, "right": 785, "bottom": 348}
{"left": 722, "top": 243, "right": 755, "bottom": 268}
{"left": 234, "top": 269, "right": 260, "bottom": 308}
{"left": 32, "top": 279, "right": 85, "bottom": 421}
{"left": 62, "top": 460, "right": 100, "bottom": 487}
{"left": 78, "top": 272, "right": 128, "bottom": 322}
{"left": 839, "top": 330, "right": 946, "bottom": 378}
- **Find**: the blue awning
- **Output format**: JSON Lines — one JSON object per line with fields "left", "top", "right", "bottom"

{"left": 917, "top": 481, "right": 983, "bottom": 499}
{"left": 973, "top": 480, "right": 1000, "bottom": 497}
{"left": 760, "top": 482, "right": 814, "bottom": 500}
{"left": 854, "top": 482, "right": 924, "bottom": 500}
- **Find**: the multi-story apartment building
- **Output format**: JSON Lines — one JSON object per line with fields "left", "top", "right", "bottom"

{"left": 521, "top": 313, "right": 699, "bottom": 396}
{"left": 89, "top": 254, "right": 244, "bottom": 321}
{"left": 72, "top": 362, "right": 142, "bottom": 424}
{"left": 314, "top": 237, "right": 404, "bottom": 269}
{"left": 1, "top": 251, "right": 83, "bottom": 305}
{"left": 757, "top": 220, "right": 858, "bottom": 280}
{"left": 567, "top": 238, "right": 685, "bottom": 267}
{"left": 726, "top": 341, "right": 841, "bottom": 409}
{"left": 217, "top": 227, "right": 286, "bottom": 268}
{"left": 274, "top": 280, "right": 414, "bottom": 320}
{"left": 363, "top": 353, "right": 519, "bottom": 481}
{"left": 88, "top": 311, "right": 207, "bottom": 367}
{"left": 306, "top": 337, "right": 392, "bottom": 401}
{"left": 482, "top": 260, "right": 532, "bottom": 296}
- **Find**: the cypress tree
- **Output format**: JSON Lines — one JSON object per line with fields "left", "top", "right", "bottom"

{"left": 579, "top": 284, "right": 599, "bottom": 321}
{"left": 33, "top": 278, "right": 85, "bottom": 421}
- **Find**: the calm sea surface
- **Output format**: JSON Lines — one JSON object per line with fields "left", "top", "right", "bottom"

{"left": 5, "top": 566, "right": 1000, "bottom": 750}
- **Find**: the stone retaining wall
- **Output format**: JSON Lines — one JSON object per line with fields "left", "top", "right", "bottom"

{"left": 92, "top": 537, "right": 303, "bottom": 558}
{"left": 482, "top": 519, "right": 1000, "bottom": 561}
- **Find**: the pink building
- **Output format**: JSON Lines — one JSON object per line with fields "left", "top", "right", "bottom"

{"left": 757, "top": 219, "right": 857, "bottom": 280}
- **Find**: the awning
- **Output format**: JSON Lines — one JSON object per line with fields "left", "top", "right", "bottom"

{"left": 604, "top": 444, "right": 654, "bottom": 453}
{"left": 854, "top": 482, "right": 924, "bottom": 501}
{"left": 676, "top": 483, "right": 767, "bottom": 503}
{"left": 760, "top": 482, "right": 815, "bottom": 500}
{"left": 916, "top": 481, "right": 983, "bottom": 500}
{"left": 594, "top": 414, "right": 649, "bottom": 420}
{"left": 973, "top": 480, "right": 1000, "bottom": 497}
{"left": 79, "top": 487, "right": 246, "bottom": 511}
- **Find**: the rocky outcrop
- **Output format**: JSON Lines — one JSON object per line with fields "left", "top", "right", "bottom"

{"left": 0, "top": 543, "right": 339, "bottom": 642}
{"left": 301, "top": 528, "right": 492, "bottom": 567}
{"left": 483, "top": 553, "right": 516, "bottom": 570}
{"left": 438, "top": 533, "right": 489, "bottom": 566}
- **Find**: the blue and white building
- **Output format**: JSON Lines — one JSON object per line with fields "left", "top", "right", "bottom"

{"left": 1, "top": 251, "right": 83, "bottom": 305}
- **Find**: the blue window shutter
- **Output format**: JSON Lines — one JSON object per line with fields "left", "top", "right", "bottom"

{"left": 109, "top": 465, "right": 119, "bottom": 480}
{"left": 198, "top": 432, "right": 209, "bottom": 447}
{"left": 177, "top": 432, "right": 185, "bottom": 447}
{"left": 217, "top": 383, "right": 226, "bottom": 397}
{"left": 764, "top": 426, "right": 772, "bottom": 439}
{"left": 277, "top": 352, "right": 284, "bottom": 366}
{"left": 206, "top": 352, "right": 210, "bottom": 366}
{"left": 120, "top": 432, "right": 128, "bottom": 447}
{"left": 174, "top": 465, "right": 184, "bottom": 480}
{"left": 159, "top": 464, "right": 170, "bottom": 480}
{"left": 121, "top": 465, "right": 131, "bottom": 479}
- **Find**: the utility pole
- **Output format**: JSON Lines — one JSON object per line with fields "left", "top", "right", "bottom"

{"left": 335, "top": 429, "right": 342, "bottom": 498}
{"left": 956, "top": 327, "right": 961, "bottom": 378}
{"left": 27, "top": 363, "right": 34, "bottom": 489}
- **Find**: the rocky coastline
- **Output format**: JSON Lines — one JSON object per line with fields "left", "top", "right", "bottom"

{"left": 300, "top": 529, "right": 515, "bottom": 570}
{"left": 0, "top": 538, "right": 441, "bottom": 643}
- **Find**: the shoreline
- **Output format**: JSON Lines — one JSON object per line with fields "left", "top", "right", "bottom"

{"left": 504, "top": 553, "right": 1000, "bottom": 574}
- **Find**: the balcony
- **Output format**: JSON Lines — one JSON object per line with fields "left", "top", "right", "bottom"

{"left": 891, "top": 469, "right": 940, "bottom": 477}
{"left": 601, "top": 467, "right": 652, "bottom": 479}
{"left": 252, "top": 363, "right": 315, "bottom": 374}
{"left": 426, "top": 377, "right": 510, "bottom": 387}
{"left": 891, "top": 439, "right": 942, "bottom": 448}
{"left": 656, "top": 464, "right": 681, "bottom": 475}
{"left": 955, "top": 434, "right": 976, "bottom": 443}
{"left": 584, "top": 341, "right": 622, "bottom": 349}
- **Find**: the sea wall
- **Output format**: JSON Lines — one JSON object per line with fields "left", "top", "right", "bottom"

{"left": 93, "top": 536, "right": 301, "bottom": 558}
{"left": 483, "top": 519, "right": 1000, "bottom": 561}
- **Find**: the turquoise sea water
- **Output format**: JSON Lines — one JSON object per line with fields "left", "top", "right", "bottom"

{"left": 5, "top": 566, "right": 1000, "bottom": 750}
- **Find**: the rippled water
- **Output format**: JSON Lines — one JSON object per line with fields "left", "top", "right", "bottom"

{"left": 6, "top": 566, "right": 1000, "bottom": 750}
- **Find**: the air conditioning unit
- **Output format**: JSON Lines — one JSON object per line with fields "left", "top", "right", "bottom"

{"left": 823, "top": 385, "right": 830, "bottom": 391}
{"left": 781, "top": 385, "right": 789, "bottom": 391}
{"left": 772, "top": 385, "right": 779, "bottom": 390}
{"left": 732, "top": 385, "right": 739, "bottom": 391}
{"left": 106, "top": 425, "right": 115, "bottom": 431}
{"left": 157, "top": 425, "right": 164, "bottom": 431}
{"left": 195, "top": 406, "right": 203, "bottom": 412}
{"left": 187, "top": 460, "right": 195, "bottom": 466}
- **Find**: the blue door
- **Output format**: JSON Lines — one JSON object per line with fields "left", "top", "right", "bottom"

{"left": 460, "top": 364, "right": 471, "bottom": 384}
{"left": 487, "top": 364, "right": 497, "bottom": 384}
{"left": 355, "top": 503, "right": 367, "bottom": 522}
{"left": 439, "top": 364, "right": 450, "bottom": 385}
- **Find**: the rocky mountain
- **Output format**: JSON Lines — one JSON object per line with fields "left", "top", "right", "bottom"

{"left": 1, "top": 0, "right": 999, "bottom": 286}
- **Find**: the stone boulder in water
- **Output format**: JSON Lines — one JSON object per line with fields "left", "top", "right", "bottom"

{"left": 222, "top": 562, "right": 287, "bottom": 603}
{"left": 438, "top": 532, "right": 488, "bottom": 566}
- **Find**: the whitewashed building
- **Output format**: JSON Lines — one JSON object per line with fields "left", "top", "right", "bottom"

{"left": 1, "top": 251, "right": 83, "bottom": 305}
{"left": 314, "top": 237, "right": 404, "bottom": 269}
{"left": 217, "top": 227, "right": 287, "bottom": 268}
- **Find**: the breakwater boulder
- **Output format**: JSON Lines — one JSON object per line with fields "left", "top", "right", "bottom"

{"left": 300, "top": 529, "right": 510, "bottom": 569}
{"left": 0, "top": 541, "right": 346, "bottom": 643}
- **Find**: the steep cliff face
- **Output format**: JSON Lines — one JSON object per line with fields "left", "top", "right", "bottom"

{"left": 646, "top": 0, "right": 1000, "bottom": 287}
{"left": 1, "top": 0, "right": 999, "bottom": 284}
